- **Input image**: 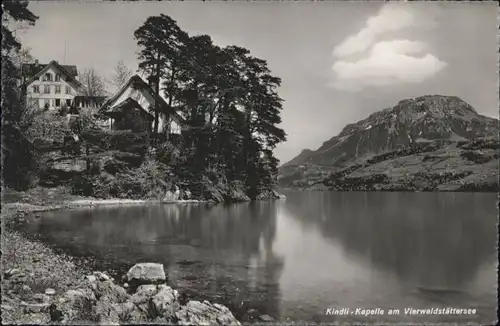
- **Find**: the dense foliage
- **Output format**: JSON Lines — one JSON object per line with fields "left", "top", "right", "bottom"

{"left": 2, "top": 0, "right": 39, "bottom": 190}
{"left": 134, "top": 15, "right": 286, "bottom": 200}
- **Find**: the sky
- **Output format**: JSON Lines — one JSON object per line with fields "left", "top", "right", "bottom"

{"left": 18, "top": 1, "right": 499, "bottom": 164}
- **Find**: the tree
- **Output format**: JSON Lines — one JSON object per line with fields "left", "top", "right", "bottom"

{"left": 12, "top": 46, "right": 35, "bottom": 68}
{"left": 112, "top": 59, "right": 133, "bottom": 89}
{"left": 1, "top": 0, "right": 39, "bottom": 190}
{"left": 78, "top": 68, "right": 107, "bottom": 97}
{"left": 134, "top": 14, "right": 188, "bottom": 135}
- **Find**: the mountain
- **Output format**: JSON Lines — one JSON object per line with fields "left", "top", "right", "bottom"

{"left": 279, "top": 95, "right": 499, "bottom": 191}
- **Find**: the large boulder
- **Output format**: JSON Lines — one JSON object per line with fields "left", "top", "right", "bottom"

{"left": 125, "top": 284, "right": 180, "bottom": 322}
{"left": 126, "top": 263, "right": 166, "bottom": 286}
{"left": 49, "top": 272, "right": 127, "bottom": 324}
{"left": 175, "top": 300, "right": 240, "bottom": 325}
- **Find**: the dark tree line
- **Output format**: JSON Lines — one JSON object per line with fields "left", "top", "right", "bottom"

{"left": 2, "top": 0, "right": 39, "bottom": 189}
{"left": 134, "top": 14, "right": 286, "bottom": 200}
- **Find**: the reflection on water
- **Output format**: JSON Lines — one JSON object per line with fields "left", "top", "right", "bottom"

{"left": 22, "top": 192, "right": 497, "bottom": 323}
{"left": 283, "top": 192, "right": 497, "bottom": 290}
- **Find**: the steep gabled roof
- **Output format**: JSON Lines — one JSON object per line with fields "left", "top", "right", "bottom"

{"left": 100, "top": 74, "right": 187, "bottom": 126}
{"left": 100, "top": 74, "right": 178, "bottom": 115}
{"left": 101, "top": 75, "right": 162, "bottom": 110}
{"left": 22, "top": 62, "right": 78, "bottom": 78}
{"left": 22, "top": 60, "right": 82, "bottom": 88}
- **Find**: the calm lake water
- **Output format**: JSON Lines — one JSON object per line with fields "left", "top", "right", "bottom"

{"left": 22, "top": 191, "right": 498, "bottom": 324}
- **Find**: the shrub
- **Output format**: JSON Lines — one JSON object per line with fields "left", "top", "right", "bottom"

{"left": 70, "top": 159, "right": 170, "bottom": 199}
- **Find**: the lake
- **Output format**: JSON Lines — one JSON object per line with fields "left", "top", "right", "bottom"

{"left": 21, "top": 191, "right": 498, "bottom": 324}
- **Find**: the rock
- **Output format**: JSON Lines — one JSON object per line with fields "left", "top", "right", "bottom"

{"left": 243, "top": 308, "right": 260, "bottom": 321}
{"left": 45, "top": 288, "right": 56, "bottom": 296}
{"left": 50, "top": 288, "right": 97, "bottom": 322}
{"left": 95, "top": 299, "right": 120, "bottom": 325}
{"left": 259, "top": 314, "right": 275, "bottom": 322}
{"left": 113, "top": 301, "right": 145, "bottom": 323}
{"left": 35, "top": 267, "right": 239, "bottom": 325}
{"left": 102, "top": 284, "right": 180, "bottom": 322}
{"left": 21, "top": 301, "right": 51, "bottom": 313}
{"left": 4, "top": 268, "right": 22, "bottom": 278}
{"left": 126, "top": 263, "right": 166, "bottom": 285}
{"left": 92, "top": 278, "right": 129, "bottom": 304}
{"left": 151, "top": 285, "right": 179, "bottom": 320}
{"left": 10, "top": 272, "right": 29, "bottom": 283}
{"left": 123, "top": 283, "right": 129, "bottom": 289}
{"left": 129, "top": 284, "right": 179, "bottom": 321}
{"left": 131, "top": 284, "right": 157, "bottom": 304}
{"left": 33, "top": 293, "right": 51, "bottom": 303}
{"left": 93, "top": 271, "right": 111, "bottom": 282}
{"left": 175, "top": 300, "right": 240, "bottom": 325}
{"left": 50, "top": 275, "right": 129, "bottom": 324}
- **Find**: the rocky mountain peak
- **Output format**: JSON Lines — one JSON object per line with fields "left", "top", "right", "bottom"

{"left": 282, "top": 95, "right": 498, "bottom": 168}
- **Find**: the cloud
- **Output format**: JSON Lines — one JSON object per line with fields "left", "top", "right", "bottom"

{"left": 333, "top": 4, "right": 418, "bottom": 58}
{"left": 330, "top": 3, "right": 446, "bottom": 91}
{"left": 332, "top": 40, "right": 447, "bottom": 90}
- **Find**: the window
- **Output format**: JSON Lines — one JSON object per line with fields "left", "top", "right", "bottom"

{"left": 44, "top": 85, "right": 51, "bottom": 94}
{"left": 66, "top": 99, "right": 71, "bottom": 106}
{"left": 55, "top": 85, "right": 61, "bottom": 94}
{"left": 55, "top": 74, "right": 61, "bottom": 81}
{"left": 43, "top": 73, "right": 52, "bottom": 81}
{"left": 32, "top": 85, "right": 40, "bottom": 93}
{"left": 65, "top": 86, "right": 71, "bottom": 95}
{"left": 44, "top": 99, "right": 50, "bottom": 109}
{"left": 55, "top": 99, "right": 61, "bottom": 107}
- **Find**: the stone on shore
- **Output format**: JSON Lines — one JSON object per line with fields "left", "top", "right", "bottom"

{"left": 128, "top": 284, "right": 180, "bottom": 322}
{"left": 21, "top": 301, "right": 51, "bottom": 313}
{"left": 258, "top": 314, "right": 275, "bottom": 322}
{"left": 126, "top": 263, "right": 166, "bottom": 285}
{"left": 176, "top": 300, "right": 241, "bottom": 325}
{"left": 45, "top": 288, "right": 56, "bottom": 296}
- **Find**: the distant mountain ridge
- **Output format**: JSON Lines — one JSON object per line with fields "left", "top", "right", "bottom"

{"left": 282, "top": 95, "right": 498, "bottom": 168}
{"left": 279, "top": 95, "right": 499, "bottom": 191}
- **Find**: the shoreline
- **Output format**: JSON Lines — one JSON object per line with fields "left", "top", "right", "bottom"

{"left": 1, "top": 201, "right": 242, "bottom": 325}
{"left": 1, "top": 192, "right": 284, "bottom": 325}
{"left": 0, "top": 199, "right": 207, "bottom": 325}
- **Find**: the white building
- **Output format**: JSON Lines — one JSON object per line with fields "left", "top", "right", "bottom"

{"left": 22, "top": 60, "right": 83, "bottom": 110}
